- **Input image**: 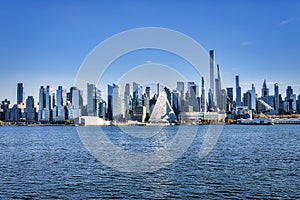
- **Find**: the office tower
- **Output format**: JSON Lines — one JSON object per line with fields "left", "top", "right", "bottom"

{"left": 38, "top": 85, "right": 52, "bottom": 122}
{"left": 235, "top": 75, "right": 242, "bottom": 106}
{"left": 145, "top": 86, "right": 152, "bottom": 98}
{"left": 53, "top": 86, "right": 67, "bottom": 121}
{"left": 107, "top": 84, "right": 113, "bottom": 120}
{"left": 227, "top": 88, "right": 233, "bottom": 103}
{"left": 1, "top": 99, "right": 11, "bottom": 121}
{"left": 208, "top": 89, "right": 214, "bottom": 111}
{"left": 69, "top": 87, "right": 83, "bottom": 120}
{"left": 176, "top": 81, "right": 184, "bottom": 99}
{"left": 172, "top": 90, "right": 180, "bottom": 117}
{"left": 112, "top": 84, "right": 120, "bottom": 120}
{"left": 274, "top": 83, "right": 279, "bottom": 114}
{"left": 215, "top": 64, "right": 221, "bottom": 108}
{"left": 248, "top": 84, "right": 257, "bottom": 112}
{"left": 297, "top": 95, "right": 300, "bottom": 114}
{"left": 157, "top": 83, "right": 160, "bottom": 97}
{"left": 25, "top": 96, "right": 36, "bottom": 122}
{"left": 87, "top": 83, "right": 101, "bottom": 116}
{"left": 176, "top": 81, "right": 184, "bottom": 92}
{"left": 261, "top": 80, "right": 269, "bottom": 97}
{"left": 218, "top": 89, "right": 227, "bottom": 112}
{"left": 124, "top": 83, "right": 132, "bottom": 119}
{"left": 286, "top": 86, "right": 293, "bottom": 99}
{"left": 201, "top": 77, "right": 206, "bottom": 112}
{"left": 209, "top": 50, "right": 215, "bottom": 100}
{"left": 17, "top": 83, "right": 24, "bottom": 104}
{"left": 132, "top": 82, "right": 140, "bottom": 94}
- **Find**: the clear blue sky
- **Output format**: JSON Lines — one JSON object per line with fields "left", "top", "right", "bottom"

{"left": 0, "top": 0, "right": 299, "bottom": 103}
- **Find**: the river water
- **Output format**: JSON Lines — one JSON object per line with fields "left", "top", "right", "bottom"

{"left": 0, "top": 125, "right": 299, "bottom": 199}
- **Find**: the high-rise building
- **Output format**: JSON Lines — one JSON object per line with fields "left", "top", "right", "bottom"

{"left": 201, "top": 77, "right": 206, "bottom": 112}
{"left": 87, "top": 83, "right": 101, "bottom": 116}
{"left": 274, "top": 83, "right": 279, "bottom": 114}
{"left": 17, "top": 83, "right": 24, "bottom": 104}
{"left": 248, "top": 84, "right": 257, "bottom": 112}
{"left": 124, "top": 83, "right": 132, "bottom": 119}
{"left": 145, "top": 86, "right": 152, "bottom": 98}
{"left": 38, "top": 85, "right": 52, "bottom": 122}
{"left": 53, "top": 86, "right": 67, "bottom": 122}
{"left": 286, "top": 86, "right": 293, "bottom": 99}
{"left": 227, "top": 88, "right": 233, "bottom": 103}
{"left": 107, "top": 84, "right": 113, "bottom": 120}
{"left": 112, "top": 84, "right": 120, "bottom": 120}
{"left": 215, "top": 64, "right": 221, "bottom": 108}
{"left": 235, "top": 75, "right": 242, "bottom": 106}
{"left": 176, "top": 81, "right": 184, "bottom": 99}
{"left": 1, "top": 99, "right": 11, "bottom": 121}
{"left": 69, "top": 87, "right": 83, "bottom": 120}
{"left": 261, "top": 80, "right": 269, "bottom": 97}
{"left": 25, "top": 96, "right": 36, "bottom": 122}
{"left": 209, "top": 50, "right": 215, "bottom": 100}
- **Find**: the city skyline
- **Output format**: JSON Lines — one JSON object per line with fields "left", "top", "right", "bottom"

{"left": 1, "top": 1, "right": 300, "bottom": 102}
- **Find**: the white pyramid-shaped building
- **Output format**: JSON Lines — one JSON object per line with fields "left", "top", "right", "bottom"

{"left": 149, "top": 89, "right": 177, "bottom": 123}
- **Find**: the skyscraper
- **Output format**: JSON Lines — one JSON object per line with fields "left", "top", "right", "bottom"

{"left": 25, "top": 96, "right": 36, "bottom": 122}
{"left": 145, "top": 86, "right": 152, "bottom": 98}
{"left": 209, "top": 50, "right": 215, "bottom": 100}
{"left": 235, "top": 75, "right": 242, "bottom": 106}
{"left": 215, "top": 64, "right": 221, "bottom": 108}
{"left": 261, "top": 80, "right": 269, "bottom": 97}
{"left": 274, "top": 83, "right": 279, "bottom": 114}
{"left": 286, "top": 86, "right": 293, "bottom": 99}
{"left": 201, "top": 77, "right": 206, "bottom": 112}
{"left": 112, "top": 84, "right": 120, "bottom": 120}
{"left": 17, "top": 83, "right": 24, "bottom": 104}
{"left": 69, "top": 87, "right": 83, "bottom": 120}
{"left": 87, "top": 83, "right": 101, "bottom": 116}
{"left": 53, "top": 86, "right": 67, "bottom": 121}
{"left": 38, "top": 85, "right": 52, "bottom": 122}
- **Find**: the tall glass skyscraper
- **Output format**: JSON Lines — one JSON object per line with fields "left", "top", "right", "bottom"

{"left": 235, "top": 75, "right": 242, "bottom": 106}
{"left": 17, "top": 83, "right": 24, "bottom": 104}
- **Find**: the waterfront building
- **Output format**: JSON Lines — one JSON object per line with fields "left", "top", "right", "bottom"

{"left": 176, "top": 81, "right": 184, "bottom": 100}
{"left": 261, "top": 80, "right": 269, "bottom": 97}
{"left": 124, "top": 83, "right": 132, "bottom": 119}
{"left": 17, "top": 83, "right": 24, "bottom": 104}
{"left": 112, "top": 84, "right": 122, "bottom": 120}
{"left": 200, "top": 77, "right": 206, "bottom": 112}
{"left": 209, "top": 50, "right": 215, "bottom": 103}
{"left": 24, "top": 96, "right": 36, "bottom": 122}
{"left": 274, "top": 83, "right": 280, "bottom": 114}
{"left": 235, "top": 75, "right": 242, "bottom": 106}
{"left": 87, "top": 83, "right": 101, "bottom": 117}
{"left": 215, "top": 64, "right": 221, "bottom": 108}
{"left": 1, "top": 99, "right": 11, "bottom": 121}
{"left": 38, "top": 85, "right": 52, "bottom": 122}
{"left": 53, "top": 86, "right": 67, "bottom": 122}
{"left": 69, "top": 87, "right": 83, "bottom": 121}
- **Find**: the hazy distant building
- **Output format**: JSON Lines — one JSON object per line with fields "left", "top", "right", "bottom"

{"left": 17, "top": 83, "right": 24, "bottom": 104}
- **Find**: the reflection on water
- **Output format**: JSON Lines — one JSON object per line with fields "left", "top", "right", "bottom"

{"left": 0, "top": 125, "right": 299, "bottom": 199}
